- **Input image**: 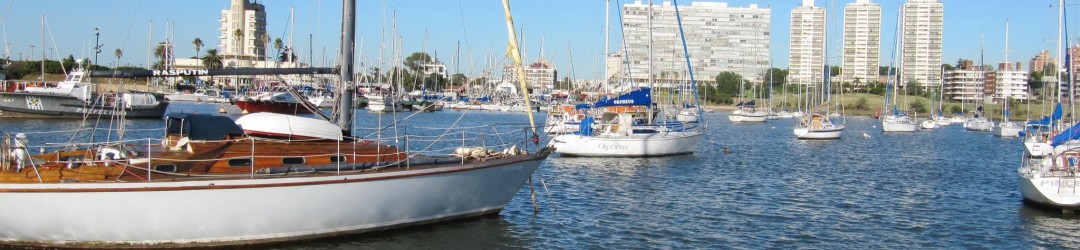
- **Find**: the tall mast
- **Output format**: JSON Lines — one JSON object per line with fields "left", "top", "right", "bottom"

{"left": 647, "top": 0, "right": 654, "bottom": 124}
{"left": 39, "top": 14, "right": 43, "bottom": 82}
{"left": 335, "top": 0, "right": 356, "bottom": 136}
{"left": 1058, "top": 0, "right": 1064, "bottom": 104}
{"left": 604, "top": 0, "right": 610, "bottom": 88}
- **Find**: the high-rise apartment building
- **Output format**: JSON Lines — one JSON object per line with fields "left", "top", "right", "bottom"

{"left": 993, "top": 62, "right": 1029, "bottom": 101}
{"left": 621, "top": 1, "right": 770, "bottom": 85}
{"left": 219, "top": 0, "right": 267, "bottom": 63}
{"left": 842, "top": 0, "right": 881, "bottom": 84}
{"left": 789, "top": 0, "right": 826, "bottom": 86}
{"left": 944, "top": 59, "right": 983, "bottom": 102}
{"left": 900, "top": 0, "right": 943, "bottom": 88}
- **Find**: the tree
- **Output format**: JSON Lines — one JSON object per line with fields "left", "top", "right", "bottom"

{"left": 851, "top": 97, "right": 870, "bottom": 110}
{"left": 451, "top": 73, "right": 467, "bottom": 85}
{"left": 273, "top": 38, "right": 284, "bottom": 61}
{"left": 942, "top": 63, "right": 955, "bottom": 71}
{"left": 403, "top": 52, "right": 432, "bottom": 73}
{"left": 879, "top": 66, "right": 895, "bottom": 76}
{"left": 192, "top": 37, "right": 203, "bottom": 67}
{"left": 909, "top": 99, "right": 928, "bottom": 114}
{"left": 764, "top": 67, "right": 787, "bottom": 86}
{"left": 950, "top": 105, "right": 962, "bottom": 114}
{"left": 233, "top": 29, "right": 243, "bottom": 61}
{"left": 113, "top": 48, "right": 123, "bottom": 66}
{"left": 830, "top": 65, "right": 841, "bottom": 77}
{"left": 201, "top": 49, "right": 224, "bottom": 69}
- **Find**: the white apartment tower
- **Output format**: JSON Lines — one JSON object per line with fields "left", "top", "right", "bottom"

{"left": 789, "top": 0, "right": 826, "bottom": 86}
{"left": 219, "top": 0, "right": 267, "bottom": 63}
{"left": 621, "top": 1, "right": 770, "bottom": 84}
{"left": 842, "top": 0, "right": 881, "bottom": 84}
{"left": 900, "top": 0, "right": 943, "bottom": 88}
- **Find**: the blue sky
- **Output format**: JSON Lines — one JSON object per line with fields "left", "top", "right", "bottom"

{"left": 0, "top": 0, "right": 1072, "bottom": 79}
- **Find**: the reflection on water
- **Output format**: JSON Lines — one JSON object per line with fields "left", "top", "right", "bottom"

{"left": 2, "top": 103, "right": 1080, "bottom": 248}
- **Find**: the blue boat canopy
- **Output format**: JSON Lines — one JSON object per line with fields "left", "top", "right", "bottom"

{"left": 1052, "top": 121, "right": 1080, "bottom": 146}
{"left": 592, "top": 87, "right": 652, "bottom": 108}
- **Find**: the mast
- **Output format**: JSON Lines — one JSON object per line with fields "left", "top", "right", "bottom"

{"left": 1058, "top": 0, "right": 1064, "bottom": 105}
{"left": 647, "top": 0, "right": 654, "bottom": 124}
{"left": 501, "top": 0, "right": 539, "bottom": 138}
{"left": 335, "top": 0, "right": 356, "bottom": 136}
{"left": 604, "top": 0, "right": 610, "bottom": 88}
{"left": 39, "top": 14, "right": 43, "bottom": 82}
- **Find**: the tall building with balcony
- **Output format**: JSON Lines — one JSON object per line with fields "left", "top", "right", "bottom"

{"left": 900, "top": 0, "right": 943, "bottom": 89}
{"left": 621, "top": 1, "right": 770, "bottom": 85}
{"left": 842, "top": 0, "right": 881, "bottom": 85}
{"left": 219, "top": 0, "right": 267, "bottom": 64}
{"left": 789, "top": 0, "right": 826, "bottom": 86}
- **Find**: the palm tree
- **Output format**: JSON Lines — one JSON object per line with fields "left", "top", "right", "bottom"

{"left": 273, "top": 38, "right": 283, "bottom": 62}
{"left": 192, "top": 37, "right": 203, "bottom": 67}
{"left": 152, "top": 43, "right": 168, "bottom": 69}
{"left": 113, "top": 48, "right": 122, "bottom": 67}
{"left": 233, "top": 29, "right": 243, "bottom": 63}
{"left": 201, "top": 49, "right": 223, "bottom": 69}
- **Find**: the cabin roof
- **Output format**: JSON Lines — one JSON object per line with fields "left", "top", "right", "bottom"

{"left": 165, "top": 113, "right": 245, "bottom": 140}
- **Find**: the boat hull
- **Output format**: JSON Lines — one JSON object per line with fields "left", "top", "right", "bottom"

{"left": 0, "top": 92, "right": 168, "bottom": 118}
{"left": 793, "top": 126, "right": 844, "bottom": 140}
{"left": 881, "top": 121, "right": 917, "bottom": 132}
{"left": 1018, "top": 175, "right": 1080, "bottom": 209}
{"left": 728, "top": 114, "right": 767, "bottom": 122}
{"left": 993, "top": 125, "right": 1023, "bottom": 137}
{"left": 0, "top": 154, "right": 547, "bottom": 248}
{"left": 548, "top": 131, "right": 703, "bottom": 157}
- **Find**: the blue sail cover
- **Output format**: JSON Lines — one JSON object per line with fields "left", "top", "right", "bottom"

{"left": 1052, "top": 121, "right": 1080, "bottom": 146}
{"left": 593, "top": 88, "right": 652, "bottom": 108}
{"left": 736, "top": 100, "right": 756, "bottom": 108}
{"left": 1028, "top": 103, "right": 1063, "bottom": 127}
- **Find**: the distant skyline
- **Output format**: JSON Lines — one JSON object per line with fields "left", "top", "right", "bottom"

{"left": 0, "top": 0, "right": 1074, "bottom": 79}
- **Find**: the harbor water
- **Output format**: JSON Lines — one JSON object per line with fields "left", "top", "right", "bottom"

{"left": 1, "top": 102, "right": 1076, "bottom": 249}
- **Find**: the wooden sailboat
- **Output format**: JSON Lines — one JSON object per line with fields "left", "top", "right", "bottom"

{"left": 0, "top": 1, "right": 551, "bottom": 247}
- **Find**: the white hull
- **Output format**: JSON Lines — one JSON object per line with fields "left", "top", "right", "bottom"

{"left": 793, "top": 126, "right": 844, "bottom": 139}
{"left": 0, "top": 155, "right": 546, "bottom": 247}
{"left": 994, "top": 123, "right": 1023, "bottom": 137}
{"left": 676, "top": 113, "right": 699, "bottom": 123}
{"left": 920, "top": 120, "right": 939, "bottom": 129}
{"left": 728, "top": 114, "right": 768, "bottom": 122}
{"left": 366, "top": 95, "right": 403, "bottom": 113}
{"left": 1018, "top": 174, "right": 1080, "bottom": 209}
{"left": 964, "top": 119, "right": 994, "bottom": 132}
{"left": 548, "top": 131, "right": 704, "bottom": 156}
{"left": 881, "top": 116, "right": 915, "bottom": 132}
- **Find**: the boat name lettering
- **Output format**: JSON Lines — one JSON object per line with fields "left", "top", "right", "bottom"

{"left": 1, "top": 98, "right": 13, "bottom": 103}
{"left": 597, "top": 143, "right": 628, "bottom": 151}
{"left": 613, "top": 99, "right": 633, "bottom": 105}
{"left": 1040, "top": 179, "right": 1080, "bottom": 188}
{"left": 153, "top": 69, "right": 210, "bottom": 77}
{"left": 75, "top": 108, "right": 118, "bottom": 116}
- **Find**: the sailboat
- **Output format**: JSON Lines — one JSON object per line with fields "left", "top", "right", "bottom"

{"left": 880, "top": 8, "right": 916, "bottom": 132}
{"left": 548, "top": 0, "right": 704, "bottom": 156}
{"left": 793, "top": 4, "right": 843, "bottom": 140}
{"left": 920, "top": 66, "right": 945, "bottom": 130}
{"left": 1017, "top": 0, "right": 1080, "bottom": 210}
{"left": 964, "top": 33, "right": 995, "bottom": 132}
{"left": 0, "top": 1, "right": 551, "bottom": 247}
{"left": 993, "top": 21, "right": 1023, "bottom": 138}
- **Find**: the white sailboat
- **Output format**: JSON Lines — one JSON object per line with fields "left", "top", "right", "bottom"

{"left": 880, "top": 8, "right": 916, "bottom": 132}
{"left": 993, "top": 21, "right": 1022, "bottom": 138}
{"left": 1018, "top": 0, "right": 1080, "bottom": 210}
{"left": 793, "top": 3, "right": 844, "bottom": 140}
{"left": 549, "top": 0, "right": 704, "bottom": 156}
